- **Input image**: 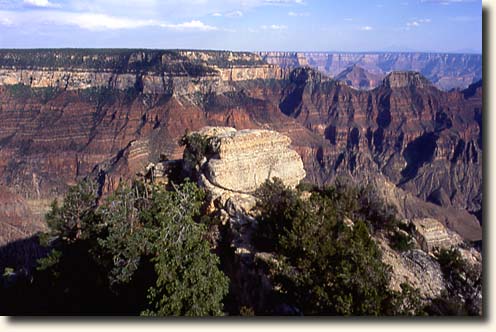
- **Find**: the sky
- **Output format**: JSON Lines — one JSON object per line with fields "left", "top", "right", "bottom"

{"left": 0, "top": 0, "right": 482, "bottom": 53}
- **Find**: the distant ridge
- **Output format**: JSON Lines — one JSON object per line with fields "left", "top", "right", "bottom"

{"left": 258, "top": 51, "right": 482, "bottom": 91}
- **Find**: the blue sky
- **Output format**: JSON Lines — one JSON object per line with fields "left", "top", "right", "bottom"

{"left": 0, "top": 0, "right": 482, "bottom": 53}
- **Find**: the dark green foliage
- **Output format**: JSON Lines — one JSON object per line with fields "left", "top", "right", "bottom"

{"left": 97, "top": 184, "right": 150, "bottom": 286}
{"left": 356, "top": 185, "right": 399, "bottom": 232}
{"left": 139, "top": 181, "right": 228, "bottom": 316}
{"left": 1, "top": 178, "right": 228, "bottom": 315}
{"left": 388, "top": 283, "right": 427, "bottom": 316}
{"left": 254, "top": 178, "right": 303, "bottom": 251}
{"left": 389, "top": 230, "right": 414, "bottom": 252}
{"left": 179, "top": 132, "right": 218, "bottom": 172}
{"left": 426, "top": 248, "right": 482, "bottom": 316}
{"left": 254, "top": 179, "right": 419, "bottom": 316}
{"left": 42, "top": 180, "right": 100, "bottom": 245}
{"left": 123, "top": 87, "right": 140, "bottom": 104}
{"left": 77, "top": 87, "right": 117, "bottom": 108}
{"left": 6, "top": 83, "right": 33, "bottom": 100}
{"left": 295, "top": 182, "right": 318, "bottom": 192}
{"left": 6, "top": 84, "right": 60, "bottom": 103}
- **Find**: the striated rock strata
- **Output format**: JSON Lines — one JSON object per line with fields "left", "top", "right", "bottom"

{"left": 197, "top": 127, "right": 306, "bottom": 193}
{"left": 411, "top": 218, "right": 462, "bottom": 253}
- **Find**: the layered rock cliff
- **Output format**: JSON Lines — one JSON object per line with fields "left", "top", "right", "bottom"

{"left": 0, "top": 49, "right": 288, "bottom": 94}
{"left": 258, "top": 51, "right": 482, "bottom": 91}
{"left": 277, "top": 68, "right": 482, "bottom": 234}
{"left": 0, "top": 49, "right": 482, "bottom": 246}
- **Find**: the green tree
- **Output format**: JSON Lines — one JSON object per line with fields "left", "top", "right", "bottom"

{"left": 9, "top": 178, "right": 228, "bottom": 315}
{"left": 140, "top": 181, "right": 229, "bottom": 316}
{"left": 42, "top": 180, "right": 100, "bottom": 245}
{"left": 97, "top": 183, "right": 151, "bottom": 286}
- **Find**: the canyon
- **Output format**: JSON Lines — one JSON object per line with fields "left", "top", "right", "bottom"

{"left": 258, "top": 51, "right": 482, "bottom": 91}
{"left": 0, "top": 49, "right": 482, "bottom": 251}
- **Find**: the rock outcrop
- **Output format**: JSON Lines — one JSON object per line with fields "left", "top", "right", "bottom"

{"left": 0, "top": 49, "right": 289, "bottom": 94}
{"left": 180, "top": 127, "right": 306, "bottom": 313}
{"left": 382, "top": 71, "right": 431, "bottom": 89}
{"left": 411, "top": 218, "right": 462, "bottom": 253}
{"left": 278, "top": 67, "right": 482, "bottom": 240}
{"left": 196, "top": 127, "right": 306, "bottom": 193}
{"left": 182, "top": 126, "right": 305, "bottom": 223}
{"left": 379, "top": 238, "right": 445, "bottom": 299}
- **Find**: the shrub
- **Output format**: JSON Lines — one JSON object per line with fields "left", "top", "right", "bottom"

{"left": 254, "top": 178, "right": 420, "bottom": 315}
{"left": 390, "top": 230, "right": 414, "bottom": 252}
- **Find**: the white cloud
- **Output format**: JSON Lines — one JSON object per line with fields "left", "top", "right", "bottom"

{"left": 288, "top": 11, "right": 309, "bottom": 16}
{"left": 23, "top": 0, "right": 59, "bottom": 8}
{"left": 0, "top": 10, "right": 217, "bottom": 31}
{"left": 344, "top": 18, "right": 353, "bottom": 21}
{"left": 406, "top": 18, "right": 431, "bottom": 27}
{"left": 360, "top": 26, "right": 373, "bottom": 31}
{"left": 213, "top": 10, "right": 243, "bottom": 17}
{"left": 71, "top": 13, "right": 156, "bottom": 30}
{"left": 226, "top": 10, "right": 243, "bottom": 17}
{"left": 0, "top": 16, "right": 13, "bottom": 26}
{"left": 261, "top": 24, "right": 288, "bottom": 30}
{"left": 160, "top": 20, "right": 218, "bottom": 31}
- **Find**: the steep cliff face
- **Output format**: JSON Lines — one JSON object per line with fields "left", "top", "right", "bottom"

{"left": 258, "top": 51, "right": 482, "bottom": 91}
{"left": 279, "top": 69, "right": 481, "bottom": 215}
{"left": 0, "top": 50, "right": 482, "bottom": 244}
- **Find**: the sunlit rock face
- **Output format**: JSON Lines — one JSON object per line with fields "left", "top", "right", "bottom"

{"left": 193, "top": 127, "right": 306, "bottom": 193}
